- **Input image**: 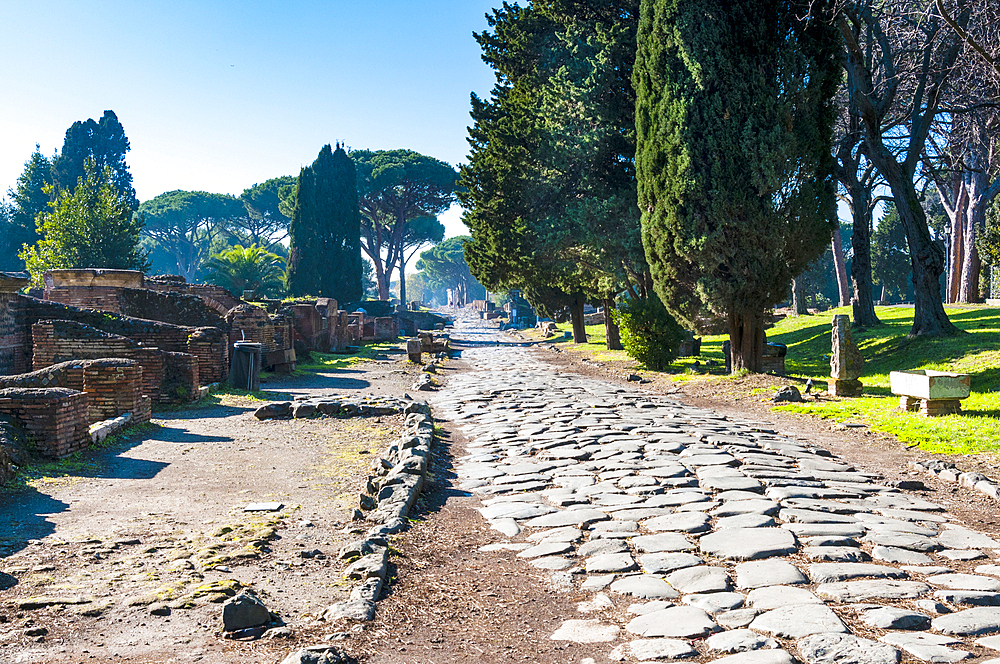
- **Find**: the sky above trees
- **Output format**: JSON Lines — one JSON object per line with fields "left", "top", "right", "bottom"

{"left": 0, "top": 0, "right": 497, "bottom": 237}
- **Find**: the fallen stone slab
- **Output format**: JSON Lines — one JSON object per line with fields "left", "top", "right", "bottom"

{"left": 797, "top": 632, "right": 900, "bottom": 664}
{"left": 749, "top": 604, "right": 847, "bottom": 638}
{"left": 549, "top": 619, "right": 619, "bottom": 643}
{"left": 816, "top": 580, "right": 930, "bottom": 602}
{"left": 319, "top": 600, "right": 375, "bottom": 622}
{"left": 625, "top": 604, "right": 719, "bottom": 638}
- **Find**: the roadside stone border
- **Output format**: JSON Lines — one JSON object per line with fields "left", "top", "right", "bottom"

{"left": 909, "top": 459, "right": 1000, "bottom": 500}
{"left": 253, "top": 394, "right": 435, "bottom": 664}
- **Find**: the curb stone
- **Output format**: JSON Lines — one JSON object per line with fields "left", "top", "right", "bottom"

{"left": 909, "top": 459, "right": 1000, "bottom": 503}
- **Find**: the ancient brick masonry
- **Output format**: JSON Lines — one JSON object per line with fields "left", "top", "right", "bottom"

{"left": 0, "top": 388, "right": 90, "bottom": 458}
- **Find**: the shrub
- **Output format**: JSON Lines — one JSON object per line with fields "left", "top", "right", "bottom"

{"left": 611, "top": 296, "right": 685, "bottom": 371}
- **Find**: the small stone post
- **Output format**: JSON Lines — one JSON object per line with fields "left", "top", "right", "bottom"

{"left": 829, "top": 314, "right": 864, "bottom": 396}
{"left": 406, "top": 337, "right": 423, "bottom": 364}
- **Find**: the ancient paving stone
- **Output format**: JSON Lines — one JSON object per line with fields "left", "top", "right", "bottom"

{"left": 700, "top": 476, "right": 764, "bottom": 492}
{"left": 717, "top": 608, "right": 761, "bottom": 629}
{"left": 716, "top": 513, "right": 777, "bottom": 530}
{"left": 627, "top": 600, "right": 674, "bottom": 615}
{"left": 706, "top": 628, "right": 779, "bottom": 653}
{"left": 586, "top": 553, "right": 636, "bottom": 573}
{"left": 936, "top": 528, "right": 1000, "bottom": 550}
{"left": 932, "top": 607, "right": 1000, "bottom": 635}
{"left": 624, "top": 605, "right": 719, "bottom": 638}
{"left": 783, "top": 523, "right": 867, "bottom": 538}
{"left": 780, "top": 508, "right": 858, "bottom": 523}
{"left": 711, "top": 499, "right": 780, "bottom": 517}
{"left": 576, "top": 593, "right": 615, "bottom": 613}
{"left": 609, "top": 575, "right": 680, "bottom": 599}
{"left": 517, "top": 541, "right": 575, "bottom": 559}
{"left": 879, "top": 632, "right": 972, "bottom": 663}
{"left": 582, "top": 574, "right": 615, "bottom": 592}
{"left": 708, "top": 650, "right": 795, "bottom": 664}
{"left": 578, "top": 539, "right": 629, "bottom": 557}
{"left": 734, "top": 559, "right": 808, "bottom": 589}
{"left": 524, "top": 509, "right": 609, "bottom": 528}
{"left": 490, "top": 518, "right": 521, "bottom": 537}
{"left": 550, "top": 619, "right": 620, "bottom": 643}
{"left": 639, "top": 552, "right": 703, "bottom": 574}
{"left": 529, "top": 556, "right": 574, "bottom": 570}
{"left": 803, "top": 546, "right": 869, "bottom": 562}
{"left": 745, "top": 586, "right": 823, "bottom": 609}
{"left": 863, "top": 531, "right": 939, "bottom": 552}
{"left": 631, "top": 532, "right": 696, "bottom": 552}
{"left": 933, "top": 590, "right": 1000, "bottom": 606}
{"left": 816, "top": 580, "right": 930, "bottom": 602}
{"left": 797, "top": 633, "right": 900, "bottom": 664}
{"left": 527, "top": 526, "right": 583, "bottom": 542}
{"left": 941, "top": 549, "right": 987, "bottom": 561}
{"left": 664, "top": 566, "right": 732, "bottom": 593}
{"left": 928, "top": 574, "right": 1000, "bottom": 592}
{"left": 642, "top": 512, "right": 710, "bottom": 533}
{"left": 807, "top": 563, "right": 908, "bottom": 583}
{"left": 608, "top": 637, "right": 698, "bottom": 661}
{"left": 750, "top": 604, "right": 847, "bottom": 638}
{"left": 859, "top": 606, "right": 930, "bottom": 630}
{"left": 871, "top": 545, "right": 932, "bottom": 564}
{"left": 684, "top": 591, "right": 745, "bottom": 613}
{"left": 700, "top": 528, "right": 797, "bottom": 561}
{"left": 976, "top": 635, "right": 1000, "bottom": 650}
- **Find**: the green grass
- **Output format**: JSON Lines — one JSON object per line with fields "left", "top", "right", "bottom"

{"left": 294, "top": 342, "right": 398, "bottom": 372}
{"left": 548, "top": 306, "right": 1000, "bottom": 455}
{"left": 756, "top": 305, "right": 1000, "bottom": 455}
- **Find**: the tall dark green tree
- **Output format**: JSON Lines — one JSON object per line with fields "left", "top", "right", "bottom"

{"left": 286, "top": 144, "right": 363, "bottom": 301}
{"left": 461, "top": 0, "right": 647, "bottom": 347}
{"left": 634, "top": 0, "right": 840, "bottom": 372}
{"left": 52, "top": 110, "right": 137, "bottom": 211}
{"left": 2, "top": 147, "right": 54, "bottom": 271}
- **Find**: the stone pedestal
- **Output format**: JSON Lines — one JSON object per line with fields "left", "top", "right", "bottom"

{"left": 830, "top": 315, "right": 864, "bottom": 396}
{"left": 829, "top": 378, "right": 863, "bottom": 397}
{"left": 406, "top": 338, "right": 422, "bottom": 364}
{"left": 900, "top": 396, "right": 961, "bottom": 416}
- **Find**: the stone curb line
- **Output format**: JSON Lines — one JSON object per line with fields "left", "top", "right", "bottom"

{"left": 253, "top": 394, "right": 435, "bottom": 664}
{"left": 909, "top": 459, "right": 1000, "bottom": 500}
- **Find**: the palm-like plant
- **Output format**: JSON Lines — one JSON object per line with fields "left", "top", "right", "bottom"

{"left": 202, "top": 244, "right": 285, "bottom": 298}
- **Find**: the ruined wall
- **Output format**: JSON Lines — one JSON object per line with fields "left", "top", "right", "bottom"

{"left": 187, "top": 327, "right": 228, "bottom": 384}
{"left": 118, "top": 288, "right": 226, "bottom": 329}
{"left": 0, "top": 291, "right": 27, "bottom": 376}
{"left": 226, "top": 304, "right": 276, "bottom": 352}
{"left": 161, "top": 351, "right": 199, "bottom": 403}
{"left": 0, "top": 387, "right": 90, "bottom": 458}
{"left": 143, "top": 275, "right": 243, "bottom": 314}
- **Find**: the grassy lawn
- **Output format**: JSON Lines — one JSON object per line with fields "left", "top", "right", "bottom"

{"left": 544, "top": 306, "right": 1000, "bottom": 455}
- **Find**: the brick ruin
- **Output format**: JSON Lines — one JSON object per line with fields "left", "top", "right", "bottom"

{"left": 0, "top": 269, "right": 403, "bottom": 458}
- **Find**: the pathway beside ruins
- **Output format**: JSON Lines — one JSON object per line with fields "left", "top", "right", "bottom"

{"left": 411, "top": 318, "right": 1000, "bottom": 664}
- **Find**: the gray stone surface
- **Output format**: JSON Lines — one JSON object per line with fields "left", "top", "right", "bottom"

{"left": 700, "top": 528, "right": 797, "bottom": 561}
{"left": 644, "top": 511, "right": 712, "bottom": 533}
{"left": 717, "top": 608, "right": 760, "bottom": 629}
{"left": 609, "top": 638, "right": 699, "bottom": 661}
{"left": 706, "top": 628, "right": 779, "bottom": 653}
{"left": 631, "top": 532, "right": 695, "bottom": 552}
{"left": 797, "top": 633, "right": 899, "bottom": 664}
{"left": 684, "top": 592, "right": 745, "bottom": 614}
{"left": 610, "top": 574, "right": 680, "bottom": 599}
{"left": 932, "top": 607, "right": 1000, "bottom": 635}
{"left": 928, "top": 574, "right": 1000, "bottom": 592}
{"left": 750, "top": 604, "right": 847, "bottom": 638}
{"left": 517, "top": 541, "right": 574, "bottom": 559}
{"left": 664, "top": 566, "right": 732, "bottom": 593}
{"left": 640, "top": 552, "right": 703, "bottom": 574}
{"left": 586, "top": 553, "right": 636, "bottom": 573}
{"left": 625, "top": 605, "right": 719, "bottom": 638}
{"left": 746, "top": 585, "right": 823, "bottom": 609}
{"left": 937, "top": 528, "right": 1000, "bottom": 550}
{"left": 808, "top": 563, "right": 908, "bottom": 583}
{"left": 860, "top": 606, "right": 930, "bottom": 630}
{"left": 222, "top": 593, "right": 272, "bottom": 632}
{"left": 816, "top": 580, "right": 930, "bottom": 602}
{"left": 550, "top": 619, "right": 620, "bottom": 643}
{"left": 879, "top": 632, "right": 972, "bottom": 663}
{"left": 707, "top": 651, "right": 795, "bottom": 664}
{"left": 735, "top": 560, "right": 807, "bottom": 589}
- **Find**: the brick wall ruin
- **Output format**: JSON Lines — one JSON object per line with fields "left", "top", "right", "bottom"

{"left": 0, "top": 388, "right": 90, "bottom": 458}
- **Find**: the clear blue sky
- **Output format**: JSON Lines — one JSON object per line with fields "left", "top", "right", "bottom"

{"left": 0, "top": 0, "right": 500, "bottom": 236}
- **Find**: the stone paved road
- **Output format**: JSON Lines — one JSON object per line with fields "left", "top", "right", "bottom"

{"left": 430, "top": 331, "right": 1000, "bottom": 664}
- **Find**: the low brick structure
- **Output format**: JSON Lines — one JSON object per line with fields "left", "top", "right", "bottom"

{"left": 0, "top": 387, "right": 90, "bottom": 458}
{"left": 186, "top": 327, "right": 228, "bottom": 384}
{"left": 42, "top": 269, "right": 144, "bottom": 313}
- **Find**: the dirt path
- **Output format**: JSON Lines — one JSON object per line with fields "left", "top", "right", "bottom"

{"left": 0, "top": 354, "right": 426, "bottom": 664}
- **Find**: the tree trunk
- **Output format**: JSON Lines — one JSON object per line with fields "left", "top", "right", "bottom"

{"left": 570, "top": 295, "right": 588, "bottom": 344}
{"left": 947, "top": 187, "right": 966, "bottom": 304}
{"left": 398, "top": 257, "right": 407, "bottom": 309}
{"left": 728, "top": 308, "right": 764, "bottom": 373}
{"left": 849, "top": 187, "right": 880, "bottom": 327}
{"left": 958, "top": 168, "right": 989, "bottom": 303}
{"left": 831, "top": 230, "right": 850, "bottom": 307}
{"left": 602, "top": 297, "right": 623, "bottom": 351}
{"left": 791, "top": 278, "right": 809, "bottom": 315}
{"left": 374, "top": 259, "right": 389, "bottom": 301}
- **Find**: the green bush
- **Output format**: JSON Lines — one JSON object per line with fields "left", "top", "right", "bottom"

{"left": 611, "top": 296, "right": 685, "bottom": 370}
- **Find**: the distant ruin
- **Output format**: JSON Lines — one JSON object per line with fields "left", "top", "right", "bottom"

{"left": 0, "top": 269, "right": 401, "bottom": 459}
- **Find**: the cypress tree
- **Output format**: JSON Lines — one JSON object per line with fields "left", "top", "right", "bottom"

{"left": 634, "top": 0, "right": 841, "bottom": 372}
{"left": 286, "top": 144, "right": 362, "bottom": 300}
